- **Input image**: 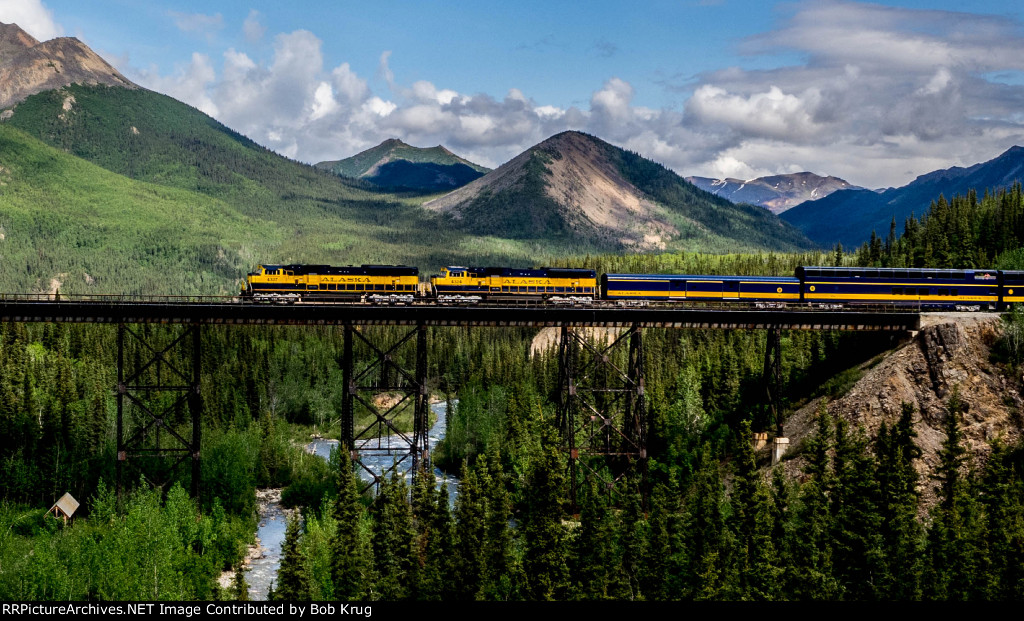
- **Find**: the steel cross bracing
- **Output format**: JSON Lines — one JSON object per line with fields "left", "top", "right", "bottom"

{"left": 558, "top": 325, "right": 647, "bottom": 505}
{"left": 116, "top": 323, "right": 201, "bottom": 503}
{"left": 341, "top": 323, "right": 430, "bottom": 494}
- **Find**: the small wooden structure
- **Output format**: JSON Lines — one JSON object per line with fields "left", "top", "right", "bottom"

{"left": 49, "top": 492, "right": 79, "bottom": 525}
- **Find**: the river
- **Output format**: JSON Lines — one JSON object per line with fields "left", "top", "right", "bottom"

{"left": 242, "top": 400, "right": 457, "bottom": 600}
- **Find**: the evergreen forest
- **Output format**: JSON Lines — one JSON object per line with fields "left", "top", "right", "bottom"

{"left": 1, "top": 243, "right": 1023, "bottom": 601}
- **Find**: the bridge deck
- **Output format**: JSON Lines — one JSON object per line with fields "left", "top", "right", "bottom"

{"left": 0, "top": 298, "right": 922, "bottom": 330}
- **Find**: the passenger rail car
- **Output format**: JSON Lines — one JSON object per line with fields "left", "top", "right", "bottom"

{"left": 796, "top": 266, "right": 1002, "bottom": 311}
{"left": 431, "top": 266, "right": 597, "bottom": 304}
{"left": 243, "top": 264, "right": 419, "bottom": 304}
{"left": 603, "top": 274, "right": 800, "bottom": 307}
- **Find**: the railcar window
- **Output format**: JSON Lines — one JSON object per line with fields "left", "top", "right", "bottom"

{"left": 919, "top": 288, "right": 929, "bottom": 296}
{"left": 528, "top": 286, "right": 536, "bottom": 293}
{"left": 892, "top": 287, "right": 903, "bottom": 296}
{"left": 953, "top": 272, "right": 965, "bottom": 280}
{"left": 951, "top": 289, "right": 958, "bottom": 296}
{"left": 375, "top": 284, "right": 384, "bottom": 291}
{"left": 938, "top": 288, "right": 949, "bottom": 296}
{"left": 585, "top": 287, "right": 593, "bottom": 293}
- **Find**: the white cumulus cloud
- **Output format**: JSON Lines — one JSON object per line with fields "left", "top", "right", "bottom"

{"left": 0, "top": 0, "right": 62, "bottom": 41}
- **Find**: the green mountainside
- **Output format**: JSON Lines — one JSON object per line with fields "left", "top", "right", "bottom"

{"left": 316, "top": 138, "right": 489, "bottom": 191}
{"left": 0, "top": 123, "right": 279, "bottom": 294}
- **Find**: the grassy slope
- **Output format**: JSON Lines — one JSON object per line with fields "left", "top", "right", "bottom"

{"left": 0, "top": 123, "right": 279, "bottom": 294}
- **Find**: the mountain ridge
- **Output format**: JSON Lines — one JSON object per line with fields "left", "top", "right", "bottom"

{"left": 316, "top": 138, "right": 489, "bottom": 191}
{"left": 782, "top": 145, "right": 1024, "bottom": 248}
{"left": 686, "top": 172, "right": 859, "bottom": 214}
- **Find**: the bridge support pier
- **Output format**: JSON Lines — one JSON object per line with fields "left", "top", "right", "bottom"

{"left": 558, "top": 324, "right": 647, "bottom": 506}
{"left": 341, "top": 323, "right": 430, "bottom": 494}
{"left": 762, "top": 326, "right": 783, "bottom": 436}
{"left": 115, "top": 323, "right": 202, "bottom": 504}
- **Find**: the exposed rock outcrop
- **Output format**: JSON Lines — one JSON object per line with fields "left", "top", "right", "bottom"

{"left": 782, "top": 314, "right": 1022, "bottom": 507}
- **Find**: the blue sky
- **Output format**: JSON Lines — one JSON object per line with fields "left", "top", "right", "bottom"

{"left": 4, "top": 0, "right": 1024, "bottom": 188}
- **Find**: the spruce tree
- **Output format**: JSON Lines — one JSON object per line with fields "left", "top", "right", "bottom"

{"left": 522, "top": 438, "right": 569, "bottom": 600}
{"left": 977, "top": 440, "right": 1024, "bottom": 600}
{"left": 613, "top": 475, "right": 647, "bottom": 600}
{"left": 330, "top": 450, "right": 371, "bottom": 600}
{"left": 420, "top": 482, "right": 457, "bottom": 600}
{"left": 371, "top": 472, "right": 417, "bottom": 600}
{"left": 830, "top": 417, "right": 883, "bottom": 600}
{"left": 785, "top": 400, "right": 839, "bottom": 600}
{"left": 875, "top": 404, "right": 924, "bottom": 600}
{"left": 452, "top": 461, "right": 487, "bottom": 600}
{"left": 481, "top": 446, "right": 516, "bottom": 600}
{"left": 231, "top": 565, "right": 250, "bottom": 601}
{"left": 573, "top": 478, "right": 617, "bottom": 599}
{"left": 683, "top": 443, "right": 728, "bottom": 600}
{"left": 924, "top": 390, "right": 983, "bottom": 600}
{"left": 275, "top": 513, "right": 309, "bottom": 601}
{"left": 729, "top": 421, "right": 781, "bottom": 600}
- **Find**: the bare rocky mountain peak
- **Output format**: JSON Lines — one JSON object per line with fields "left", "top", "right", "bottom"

{"left": 0, "top": 21, "right": 137, "bottom": 111}
{"left": 0, "top": 22, "right": 40, "bottom": 60}
{"left": 424, "top": 130, "right": 679, "bottom": 251}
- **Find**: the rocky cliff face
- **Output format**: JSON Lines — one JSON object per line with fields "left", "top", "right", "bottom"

{"left": 782, "top": 314, "right": 1022, "bottom": 507}
{"left": 0, "top": 22, "right": 136, "bottom": 110}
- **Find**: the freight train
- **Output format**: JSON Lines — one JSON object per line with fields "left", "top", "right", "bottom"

{"left": 242, "top": 264, "right": 1024, "bottom": 311}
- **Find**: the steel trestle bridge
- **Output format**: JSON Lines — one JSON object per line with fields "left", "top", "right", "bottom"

{"left": 0, "top": 294, "right": 921, "bottom": 502}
